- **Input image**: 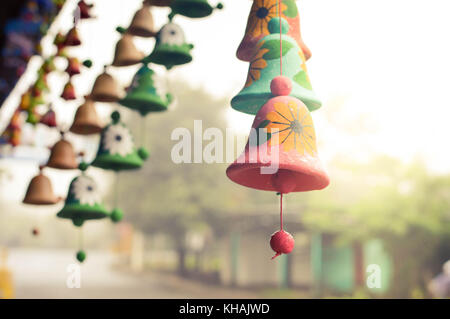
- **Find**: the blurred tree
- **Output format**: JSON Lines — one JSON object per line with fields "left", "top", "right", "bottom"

{"left": 299, "top": 156, "right": 450, "bottom": 297}
{"left": 118, "top": 80, "right": 258, "bottom": 276}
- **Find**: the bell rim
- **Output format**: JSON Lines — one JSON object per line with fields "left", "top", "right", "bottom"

{"left": 171, "top": 1, "right": 213, "bottom": 18}
{"left": 147, "top": 44, "right": 192, "bottom": 68}
{"left": 91, "top": 153, "right": 143, "bottom": 172}
{"left": 226, "top": 162, "right": 330, "bottom": 193}
{"left": 70, "top": 124, "right": 104, "bottom": 136}
{"left": 120, "top": 94, "right": 168, "bottom": 114}
{"left": 231, "top": 92, "right": 322, "bottom": 115}
{"left": 57, "top": 204, "right": 109, "bottom": 221}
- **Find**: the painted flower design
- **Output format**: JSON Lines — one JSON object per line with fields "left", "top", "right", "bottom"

{"left": 247, "top": 0, "right": 288, "bottom": 38}
{"left": 72, "top": 175, "right": 101, "bottom": 206}
{"left": 160, "top": 23, "right": 185, "bottom": 46}
{"left": 265, "top": 100, "right": 317, "bottom": 155}
{"left": 103, "top": 124, "right": 134, "bottom": 156}
{"left": 244, "top": 44, "right": 269, "bottom": 88}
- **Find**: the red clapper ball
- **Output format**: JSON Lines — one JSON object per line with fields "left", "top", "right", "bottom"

{"left": 270, "top": 230, "right": 295, "bottom": 260}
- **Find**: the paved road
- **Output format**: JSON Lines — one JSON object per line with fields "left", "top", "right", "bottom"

{"left": 6, "top": 248, "right": 259, "bottom": 299}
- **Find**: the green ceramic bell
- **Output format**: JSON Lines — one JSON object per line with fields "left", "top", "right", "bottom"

{"left": 170, "top": 0, "right": 223, "bottom": 18}
{"left": 231, "top": 17, "right": 321, "bottom": 115}
{"left": 120, "top": 65, "right": 172, "bottom": 116}
{"left": 143, "top": 22, "right": 193, "bottom": 70}
{"left": 57, "top": 167, "right": 110, "bottom": 227}
{"left": 91, "top": 111, "right": 148, "bottom": 171}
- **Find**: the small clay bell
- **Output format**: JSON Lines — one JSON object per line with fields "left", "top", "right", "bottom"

{"left": 78, "top": 0, "right": 94, "bottom": 19}
{"left": 128, "top": 3, "right": 157, "bottom": 37}
{"left": 40, "top": 108, "right": 57, "bottom": 127}
{"left": 23, "top": 168, "right": 60, "bottom": 205}
{"left": 90, "top": 67, "right": 122, "bottom": 102}
{"left": 64, "top": 27, "right": 81, "bottom": 46}
{"left": 61, "top": 80, "right": 76, "bottom": 100}
{"left": 47, "top": 138, "right": 79, "bottom": 170}
{"left": 112, "top": 32, "right": 145, "bottom": 67}
{"left": 70, "top": 99, "right": 103, "bottom": 135}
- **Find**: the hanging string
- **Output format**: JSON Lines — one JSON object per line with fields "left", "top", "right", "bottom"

{"left": 280, "top": 193, "right": 284, "bottom": 230}
{"left": 114, "top": 172, "right": 120, "bottom": 208}
{"left": 78, "top": 227, "right": 83, "bottom": 251}
{"left": 278, "top": 0, "right": 283, "bottom": 76}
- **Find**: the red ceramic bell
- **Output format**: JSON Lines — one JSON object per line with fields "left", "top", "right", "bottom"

{"left": 226, "top": 76, "right": 329, "bottom": 194}
{"left": 78, "top": 0, "right": 94, "bottom": 19}
{"left": 237, "top": 0, "right": 311, "bottom": 62}
{"left": 61, "top": 80, "right": 76, "bottom": 100}
{"left": 64, "top": 27, "right": 81, "bottom": 46}
{"left": 40, "top": 107, "right": 57, "bottom": 128}
{"left": 23, "top": 167, "right": 60, "bottom": 205}
{"left": 46, "top": 137, "right": 79, "bottom": 170}
{"left": 65, "top": 57, "right": 81, "bottom": 77}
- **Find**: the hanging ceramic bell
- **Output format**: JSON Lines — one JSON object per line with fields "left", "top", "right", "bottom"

{"left": 128, "top": 3, "right": 157, "bottom": 37}
{"left": 112, "top": 28, "right": 145, "bottom": 67}
{"left": 57, "top": 169, "right": 110, "bottom": 227}
{"left": 65, "top": 57, "right": 92, "bottom": 77}
{"left": 57, "top": 162, "right": 121, "bottom": 263}
{"left": 23, "top": 168, "right": 60, "bottom": 205}
{"left": 170, "top": 0, "right": 223, "bottom": 18}
{"left": 64, "top": 26, "right": 81, "bottom": 46}
{"left": 237, "top": 0, "right": 311, "bottom": 62}
{"left": 91, "top": 111, "right": 148, "bottom": 171}
{"left": 78, "top": 0, "right": 94, "bottom": 19}
{"left": 46, "top": 137, "right": 79, "bottom": 170}
{"left": 227, "top": 76, "right": 329, "bottom": 194}
{"left": 145, "top": 0, "right": 172, "bottom": 6}
{"left": 61, "top": 80, "right": 76, "bottom": 100}
{"left": 70, "top": 99, "right": 103, "bottom": 135}
{"left": 144, "top": 22, "right": 193, "bottom": 70}
{"left": 120, "top": 65, "right": 172, "bottom": 116}
{"left": 0, "top": 109, "right": 22, "bottom": 147}
{"left": 90, "top": 67, "right": 122, "bottom": 102}
{"left": 65, "top": 57, "right": 81, "bottom": 77}
{"left": 40, "top": 108, "right": 57, "bottom": 128}
{"left": 231, "top": 17, "right": 320, "bottom": 115}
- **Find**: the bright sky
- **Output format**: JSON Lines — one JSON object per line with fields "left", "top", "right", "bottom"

{"left": 1, "top": 0, "right": 450, "bottom": 206}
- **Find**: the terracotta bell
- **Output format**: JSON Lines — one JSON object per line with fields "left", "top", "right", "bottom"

{"left": 40, "top": 107, "right": 57, "bottom": 128}
{"left": 227, "top": 76, "right": 329, "bottom": 194}
{"left": 170, "top": 0, "right": 223, "bottom": 18}
{"left": 144, "top": 22, "right": 193, "bottom": 70}
{"left": 128, "top": 3, "right": 156, "bottom": 37}
{"left": 47, "top": 138, "right": 78, "bottom": 170}
{"left": 112, "top": 32, "right": 145, "bottom": 67}
{"left": 78, "top": 0, "right": 94, "bottom": 19}
{"left": 90, "top": 67, "right": 122, "bottom": 102}
{"left": 23, "top": 168, "right": 60, "bottom": 205}
{"left": 70, "top": 99, "right": 103, "bottom": 135}
{"left": 237, "top": 0, "right": 311, "bottom": 62}
{"left": 145, "top": 0, "right": 172, "bottom": 6}
{"left": 64, "top": 26, "right": 81, "bottom": 47}
{"left": 231, "top": 18, "right": 320, "bottom": 115}
{"left": 65, "top": 57, "right": 81, "bottom": 77}
{"left": 61, "top": 80, "right": 76, "bottom": 100}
